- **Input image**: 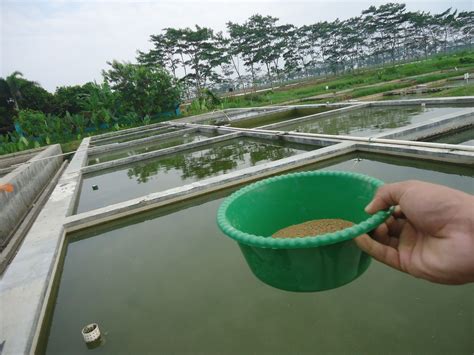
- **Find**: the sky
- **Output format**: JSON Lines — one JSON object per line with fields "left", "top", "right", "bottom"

{"left": 1, "top": 0, "right": 471, "bottom": 92}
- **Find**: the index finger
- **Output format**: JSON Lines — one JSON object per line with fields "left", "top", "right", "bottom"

{"left": 365, "top": 182, "right": 409, "bottom": 214}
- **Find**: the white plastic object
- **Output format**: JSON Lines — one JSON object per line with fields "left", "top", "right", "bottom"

{"left": 81, "top": 323, "right": 101, "bottom": 343}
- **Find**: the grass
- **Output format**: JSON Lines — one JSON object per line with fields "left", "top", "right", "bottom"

{"left": 61, "top": 140, "right": 82, "bottom": 154}
{"left": 218, "top": 51, "right": 474, "bottom": 108}
{"left": 3, "top": 51, "right": 474, "bottom": 156}
{"left": 429, "top": 84, "right": 474, "bottom": 97}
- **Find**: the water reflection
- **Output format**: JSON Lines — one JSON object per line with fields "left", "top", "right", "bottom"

{"left": 278, "top": 106, "right": 461, "bottom": 136}
{"left": 230, "top": 107, "right": 333, "bottom": 129}
{"left": 48, "top": 153, "right": 473, "bottom": 355}
{"left": 426, "top": 127, "right": 474, "bottom": 146}
{"left": 88, "top": 133, "right": 216, "bottom": 165}
{"left": 93, "top": 127, "right": 182, "bottom": 146}
{"left": 126, "top": 138, "right": 310, "bottom": 183}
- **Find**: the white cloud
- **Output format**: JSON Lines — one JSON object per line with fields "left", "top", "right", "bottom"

{"left": 1, "top": 0, "right": 471, "bottom": 91}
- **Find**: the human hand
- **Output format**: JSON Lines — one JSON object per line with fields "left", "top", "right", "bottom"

{"left": 355, "top": 180, "right": 474, "bottom": 284}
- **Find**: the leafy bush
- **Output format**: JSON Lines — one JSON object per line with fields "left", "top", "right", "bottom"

{"left": 0, "top": 132, "right": 38, "bottom": 155}
{"left": 459, "top": 57, "right": 474, "bottom": 64}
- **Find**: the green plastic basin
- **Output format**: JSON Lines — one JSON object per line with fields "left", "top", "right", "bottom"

{"left": 217, "top": 171, "right": 391, "bottom": 292}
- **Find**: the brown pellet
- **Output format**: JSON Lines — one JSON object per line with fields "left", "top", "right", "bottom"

{"left": 272, "top": 219, "right": 354, "bottom": 238}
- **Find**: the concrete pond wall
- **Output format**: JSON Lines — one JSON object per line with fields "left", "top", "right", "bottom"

{"left": 1, "top": 96, "right": 473, "bottom": 355}
{"left": 0, "top": 145, "right": 63, "bottom": 250}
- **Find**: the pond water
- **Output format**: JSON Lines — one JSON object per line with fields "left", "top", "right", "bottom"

{"left": 42, "top": 152, "right": 473, "bottom": 354}
{"left": 88, "top": 132, "right": 219, "bottom": 165}
{"left": 76, "top": 137, "right": 316, "bottom": 213}
{"left": 91, "top": 127, "right": 183, "bottom": 146}
{"left": 273, "top": 106, "right": 468, "bottom": 137}
{"left": 229, "top": 106, "right": 334, "bottom": 128}
{"left": 425, "top": 126, "right": 474, "bottom": 146}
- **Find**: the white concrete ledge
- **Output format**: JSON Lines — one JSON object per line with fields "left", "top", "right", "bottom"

{"left": 87, "top": 127, "right": 198, "bottom": 155}
{"left": 375, "top": 108, "right": 474, "bottom": 140}
{"left": 259, "top": 103, "right": 369, "bottom": 130}
{"left": 0, "top": 138, "right": 90, "bottom": 355}
{"left": 91, "top": 124, "right": 182, "bottom": 146}
{"left": 354, "top": 142, "right": 474, "bottom": 165}
{"left": 2, "top": 97, "right": 474, "bottom": 355}
{"left": 81, "top": 132, "right": 243, "bottom": 174}
{"left": 90, "top": 122, "right": 168, "bottom": 141}
{"left": 364, "top": 96, "right": 474, "bottom": 106}
{"left": 65, "top": 142, "right": 355, "bottom": 231}
{"left": 0, "top": 145, "right": 63, "bottom": 245}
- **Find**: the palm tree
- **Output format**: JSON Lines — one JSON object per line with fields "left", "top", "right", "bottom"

{"left": 0, "top": 71, "right": 23, "bottom": 111}
{"left": 0, "top": 71, "right": 41, "bottom": 112}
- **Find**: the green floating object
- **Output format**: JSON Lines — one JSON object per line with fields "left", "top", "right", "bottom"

{"left": 217, "top": 171, "right": 391, "bottom": 292}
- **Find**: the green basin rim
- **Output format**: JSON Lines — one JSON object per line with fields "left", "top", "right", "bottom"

{"left": 217, "top": 170, "right": 391, "bottom": 249}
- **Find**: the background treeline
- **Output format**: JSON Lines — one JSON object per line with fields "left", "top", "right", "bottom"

{"left": 0, "top": 2, "right": 472, "bottom": 155}
{"left": 137, "top": 3, "right": 473, "bottom": 95}
{"left": 0, "top": 64, "right": 181, "bottom": 154}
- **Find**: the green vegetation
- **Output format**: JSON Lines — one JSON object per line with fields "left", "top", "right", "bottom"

{"left": 1, "top": 2, "right": 473, "bottom": 156}
{"left": 0, "top": 63, "right": 180, "bottom": 155}
{"left": 139, "top": 4, "right": 472, "bottom": 95}
{"left": 429, "top": 84, "right": 474, "bottom": 97}
{"left": 218, "top": 53, "right": 474, "bottom": 107}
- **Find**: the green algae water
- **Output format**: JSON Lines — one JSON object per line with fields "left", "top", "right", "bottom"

{"left": 229, "top": 106, "right": 334, "bottom": 128}
{"left": 88, "top": 132, "right": 219, "bottom": 165}
{"left": 91, "top": 126, "right": 183, "bottom": 146}
{"left": 42, "top": 152, "right": 473, "bottom": 354}
{"left": 76, "top": 137, "right": 316, "bottom": 213}
{"left": 425, "top": 126, "right": 474, "bottom": 146}
{"left": 274, "top": 106, "right": 468, "bottom": 136}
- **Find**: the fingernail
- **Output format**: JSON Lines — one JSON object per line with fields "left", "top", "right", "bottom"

{"left": 364, "top": 201, "right": 373, "bottom": 213}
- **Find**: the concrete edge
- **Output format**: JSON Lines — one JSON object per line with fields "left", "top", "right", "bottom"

{"left": 0, "top": 146, "right": 46, "bottom": 161}
{"left": 81, "top": 132, "right": 244, "bottom": 174}
{"left": 91, "top": 124, "right": 179, "bottom": 145}
{"left": 90, "top": 122, "right": 167, "bottom": 141}
{"left": 65, "top": 139, "right": 474, "bottom": 233}
{"left": 375, "top": 109, "right": 474, "bottom": 140}
{"left": 65, "top": 142, "right": 356, "bottom": 231}
{"left": 2, "top": 98, "right": 473, "bottom": 355}
{"left": 87, "top": 127, "right": 198, "bottom": 155}
{"left": 0, "top": 145, "right": 63, "bottom": 248}
{"left": 258, "top": 103, "right": 369, "bottom": 130}
{"left": 0, "top": 138, "right": 90, "bottom": 355}
{"left": 0, "top": 161, "right": 69, "bottom": 274}
{"left": 0, "top": 145, "right": 61, "bottom": 183}
{"left": 354, "top": 142, "right": 474, "bottom": 164}
{"left": 362, "top": 96, "right": 474, "bottom": 106}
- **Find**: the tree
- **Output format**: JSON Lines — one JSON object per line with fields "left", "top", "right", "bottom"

{"left": 17, "top": 81, "right": 54, "bottom": 114}
{"left": 179, "top": 26, "right": 227, "bottom": 96}
{"left": 2, "top": 71, "right": 24, "bottom": 111}
{"left": 0, "top": 80, "right": 16, "bottom": 133}
{"left": 102, "top": 61, "right": 181, "bottom": 117}
{"left": 227, "top": 21, "right": 257, "bottom": 86}
{"left": 53, "top": 83, "right": 96, "bottom": 116}
{"left": 133, "top": 4, "right": 472, "bottom": 96}
{"left": 0, "top": 72, "right": 54, "bottom": 132}
{"left": 455, "top": 11, "right": 474, "bottom": 50}
{"left": 404, "top": 11, "right": 433, "bottom": 59}
{"left": 362, "top": 3, "right": 408, "bottom": 63}
{"left": 245, "top": 14, "right": 282, "bottom": 86}
{"left": 433, "top": 8, "right": 458, "bottom": 53}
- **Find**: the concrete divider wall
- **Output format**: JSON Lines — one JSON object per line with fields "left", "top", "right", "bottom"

{"left": 0, "top": 145, "right": 63, "bottom": 247}
{"left": 0, "top": 147, "right": 46, "bottom": 171}
{"left": 375, "top": 109, "right": 474, "bottom": 140}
